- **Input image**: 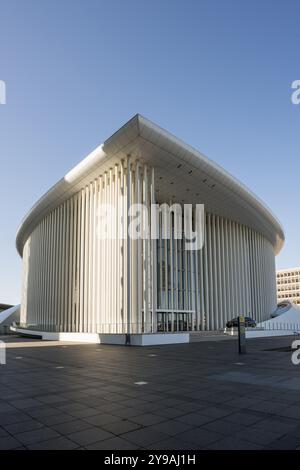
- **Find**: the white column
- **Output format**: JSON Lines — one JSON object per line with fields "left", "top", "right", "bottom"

{"left": 151, "top": 167, "right": 157, "bottom": 333}
{"left": 126, "top": 155, "right": 132, "bottom": 339}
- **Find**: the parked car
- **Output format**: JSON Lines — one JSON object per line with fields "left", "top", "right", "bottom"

{"left": 226, "top": 317, "right": 256, "bottom": 328}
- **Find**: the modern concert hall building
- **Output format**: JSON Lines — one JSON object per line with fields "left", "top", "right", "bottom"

{"left": 15, "top": 115, "right": 284, "bottom": 344}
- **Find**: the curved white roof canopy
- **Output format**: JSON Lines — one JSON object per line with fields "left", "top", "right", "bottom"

{"left": 16, "top": 114, "right": 285, "bottom": 256}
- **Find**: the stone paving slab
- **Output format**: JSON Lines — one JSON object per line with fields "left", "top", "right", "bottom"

{"left": 0, "top": 334, "right": 300, "bottom": 449}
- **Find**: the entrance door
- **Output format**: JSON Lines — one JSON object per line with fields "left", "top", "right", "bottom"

{"left": 157, "top": 312, "right": 193, "bottom": 332}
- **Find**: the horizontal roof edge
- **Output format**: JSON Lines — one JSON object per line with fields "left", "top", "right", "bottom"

{"left": 16, "top": 114, "right": 285, "bottom": 257}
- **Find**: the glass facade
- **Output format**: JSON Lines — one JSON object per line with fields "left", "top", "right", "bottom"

{"left": 156, "top": 212, "right": 196, "bottom": 332}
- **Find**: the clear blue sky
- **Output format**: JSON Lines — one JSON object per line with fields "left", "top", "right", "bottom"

{"left": 0, "top": 0, "right": 299, "bottom": 304}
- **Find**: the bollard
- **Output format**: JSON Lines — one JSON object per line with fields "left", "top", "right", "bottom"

{"left": 238, "top": 315, "right": 246, "bottom": 354}
{"left": 125, "top": 333, "right": 131, "bottom": 346}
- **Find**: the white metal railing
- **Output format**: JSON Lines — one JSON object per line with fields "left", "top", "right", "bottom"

{"left": 255, "top": 322, "right": 300, "bottom": 332}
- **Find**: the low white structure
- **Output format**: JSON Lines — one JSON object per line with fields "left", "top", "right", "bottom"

{"left": 0, "top": 304, "right": 20, "bottom": 333}
{"left": 16, "top": 115, "right": 284, "bottom": 344}
{"left": 271, "top": 300, "right": 294, "bottom": 318}
{"left": 247, "top": 302, "right": 300, "bottom": 338}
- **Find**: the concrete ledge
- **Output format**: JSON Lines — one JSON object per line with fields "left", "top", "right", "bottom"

{"left": 100, "top": 333, "right": 190, "bottom": 346}
{"left": 10, "top": 327, "right": 101, "bottom": 343}
{"left": 10, "top": 327, "right": 190, "bottom": 346}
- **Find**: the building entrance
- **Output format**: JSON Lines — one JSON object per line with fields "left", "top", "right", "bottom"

{"left": 156, "top": 311, "right": 194, "bottom": 332}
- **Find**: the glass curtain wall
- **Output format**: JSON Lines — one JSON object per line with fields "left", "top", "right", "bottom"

{"left": 157, "top": 210, "right": 196, "bottom": 332}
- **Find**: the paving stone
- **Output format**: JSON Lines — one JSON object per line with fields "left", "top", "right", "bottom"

{"left": 0, "top": 411, "right": 29, "bottom": 425}
{"left": 108, "top": 407, "right": 142, "bottom": 419}
{"left": 153, "top": 407, "right": 186, "bottom": 419}
{"left": 119, "top": 398, "right": 149, "bottom": 408}
{"left": 146, "top": 420, "right": 193, "bottom": 436}
{"left": 236, "top": 427, "right": 284, "bottom": 446}
{"left": 224, "top": 411, "right": 266, "bottom": 426}
{"left": 56, "top": 403, "right": 87, "bottom": 412}
{"left": 37, "top": 395, "right": 69, "bottom": 405}
{"left": 0, "top": 436, "right": 23, "bottom": 450}
{"left": 225, "top": 397, "right": 264, "bottom": 409}
{"left": 83, "top": 413, "right": 120, "bottom": 426}
{"left": 202, "top": 419, "right": 246, "bottom": 436}
{"left": 275, "top": 406, "right": 300, "bottom": 419}
{"left": 4, "top": 419, "right": 44, "bottom": 435}
{"left": 68, "top": 408, "right": 98, "bottom": 419}
{"left": 14, "top": 427, "right": 60, "bottom": 445}
{"left": 85, "top": 436, "right": 140, "bottom": 450}
{"left": 265, "top": 436, "right": 300, "bottom": 450}
{"left": 148, "top": 437, "right": 199, "bottom": 450}
{"left": 287, "top": 425, "right": 300, "bottom": 438}
{"left": 175, "top": 412, "right": 216, "bottom": 426}
{"left": 27, "top": 406, "right": 61, "bottom": 419}
{"left": 176, "top": 428, "right": 223, "bottom": 447}
{"left": 35, "top": 413, "right": 75, "bottom": 426}
{"left": 207, "top": 436, "right": 263, "bottom": 450}
{"left": 139, "top": 403, "right": 167, "bottom": 413}
{"left": 254, "top": 416, "right": 299, "bottom": 434}
{"left": 67, "top": 427, "right": 113, "bottom": 445}
{"left": 172, "top": 402, "right": 204, "bottom": 413}
{"left": 100, "top": 419, "right": 142, "bottom": 435}
{"left": 200, "top": 406, "right": 235, "bottom": 419}
{"left": 0, "top": 428, "right": 10, "bottom": 438}
{"left": 122, "top": 428, "right": 169, "bottom": 446}
{"left": 247, "top": 400, "right": 290, "bottom": 414}
{"left": 27, "top": 436, "right": 79, "bottom": 450}
{"left": 10, "top": 398, "right": 43, "bottom": 410}
{"left": 50, "top": 419, "right": 92, "bottom": 435}
{"left": 130, "top": 413, "right": 166, "bottom": 426}
{"left": 0, "top": 403, "right": 17, "bottom": 413}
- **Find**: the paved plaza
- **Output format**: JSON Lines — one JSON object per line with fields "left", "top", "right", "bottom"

{"left": 1, "top": 334, "right": 300, "bottom": 450}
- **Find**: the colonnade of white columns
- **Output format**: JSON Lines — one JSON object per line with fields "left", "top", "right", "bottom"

{"left": 20, "top": 161, "right": 277, "bottom": 333}
{"left": 155, "top": 212, "right": 276, "bottom": 331}
{"left": 21, "top": 159, "right": 156, "bottom": 333}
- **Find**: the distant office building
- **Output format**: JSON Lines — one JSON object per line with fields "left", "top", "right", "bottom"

{"left": 277, "top": 268, "right": 300, "bottom": 305}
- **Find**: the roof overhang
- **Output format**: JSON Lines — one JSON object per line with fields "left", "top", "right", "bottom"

{"left": 16, "top": 114, "right": 285, "bottom": 256}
